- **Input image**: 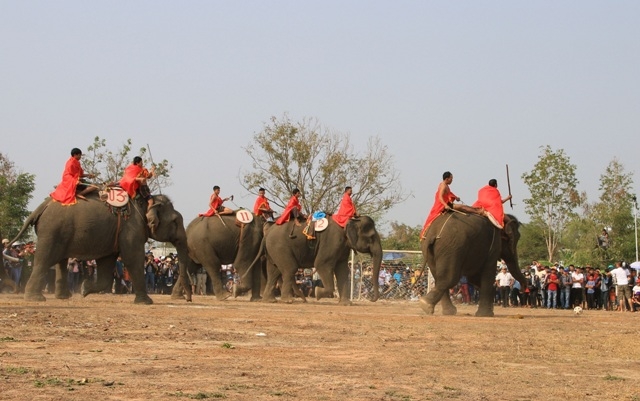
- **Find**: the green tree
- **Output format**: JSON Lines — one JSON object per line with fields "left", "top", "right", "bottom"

{"left": 588, "top": 158, "right": 635, "bottom": 262}
{"left": 380, "top": 222, "right": 422, "bottom": 251}
{"left": 517, "top": 219, "right": 550, "bottom": 266}
{"left": 241, "top": 115, "right": 406, "bottom": 218}
{"left": 82, "top": 137, "right": 172, "bottom": 193}
{"left": 521, "top": 145, "right": 584, "bottom": 262}
{"left": 0, "top": 153, "right": 36, "bottom": 239}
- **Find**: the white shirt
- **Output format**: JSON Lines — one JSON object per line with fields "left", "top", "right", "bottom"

{"left": 571, "top": 272, "right": 584, "bottom": 288}
{"left": 610, "top": 267, "right": 629, "bottom": 286}
{"left": 495, "top": 271, "right": 514, "bottom": 287}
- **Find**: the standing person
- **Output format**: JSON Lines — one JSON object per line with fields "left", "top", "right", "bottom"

{"left": 253, "top": 188, "right": 274, "bottom": 221}
{"left": 50, "top": 148, "right": 96, "bottom": 205}
{"left": 571, "top": 267, "right": 584, "bottom": 307}
{"left": 200, "top": 186, "right": 233, "bottom": 217}
{"left": 113, "top": 256, "right": 124, "bottom": 294}
{"left": 420, "top": 171, "right": 484, "bottom": 239}
{"left": 607, "top": 261, "right": 631, "bottom": 312}
{"left": 560, "top": 268, "right": 573, "bottom": 309}
{"left": 332, "top": 186, "right": 358, "bottom": 227}
{"left": 2, "top": 241, "right": 23, "bottom": 293}
{"left": 276, "top": 188, "right": 306, "bottom": 225}
{"left": 546, "top": 266, "right": 560, "bottom": 309}
{"left": 119, "top": 156, "right": 155, "bottom": 208}
{"left": 495, "top": 265, "right": 514, "bottom": 308}
{"left": 600, "top": 268, "right": 612, "bottom": 310}
{"left": 585, "top": 273, "right": 597, "bottom": 309}
{"left": 144, "top": 254, "right": 158, "bottom": 293}
{"left": 196, "top": 266, "right": 208, "bottom": 295}
{"left": 472, "top": 179, "right": 513, "bottom": 229}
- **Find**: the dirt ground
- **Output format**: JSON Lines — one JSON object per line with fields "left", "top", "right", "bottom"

{"left": 1, "top": 293, "right": 639, "bottom": 401}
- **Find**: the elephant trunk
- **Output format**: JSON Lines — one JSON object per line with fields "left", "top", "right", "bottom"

{"left": 368, "top": 234, "right": 383, "bottom": 302}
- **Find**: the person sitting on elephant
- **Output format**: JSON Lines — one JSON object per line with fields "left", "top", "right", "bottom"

{"left": 420, "top": 171, "right": 484, "bottom": 239}
{"left": 332, "top": 186, "right": 358, "bottom": 227}
{"left": 472, "top": 179, "right": 512, "bottom": 229}
{"left": 50, "top": 147, "right": 96, "bottom": 205}
{"left": 200, "top": 186, "right": 233, "bottom": 217}
{"left": 120, "top": 156, "right": 155, "bottom": 208}
{"left": 253, "top": 187, "right": 275, "bottom": 221}
{"left": 276, "top": 188, "right": 306, "bottom": 226}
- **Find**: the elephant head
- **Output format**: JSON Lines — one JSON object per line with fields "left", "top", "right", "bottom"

{"left": 231, "top": 217, "right": 265, "bottom": 294}
{"left": 501, "top": 214, "right": 526, "bottom": 288}
{"left": 345, "top": 216, "right": 383, "bottom": 302}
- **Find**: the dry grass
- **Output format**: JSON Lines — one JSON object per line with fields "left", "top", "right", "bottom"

{"left": 1, "top": 293, "right": 639, "bottom": 400}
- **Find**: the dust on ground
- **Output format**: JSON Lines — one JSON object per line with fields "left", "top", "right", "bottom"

{"left": 1, "top": 293, "right": 639, "bottom": 401}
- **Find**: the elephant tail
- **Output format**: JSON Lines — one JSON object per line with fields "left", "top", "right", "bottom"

{"left": 240, "top": 237, "right": 266, "bottom": 283}
{"left": 8, "top": 198, "right": 52, "bottom": 245}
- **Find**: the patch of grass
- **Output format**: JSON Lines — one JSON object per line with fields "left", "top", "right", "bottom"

{"left": 221, "top": 342, "right": 235, "bottom": 349}
{"left": 603, "top": 374, "right": 626, "bottom": 381}
{"left": 5, "top": 366, "right": 30, "bottom": 374}
{"left": 0, "top": 336, "right": 17, "bottom": 342}
{"left": 168, "top": 391, "right": 227, "bottom": 399}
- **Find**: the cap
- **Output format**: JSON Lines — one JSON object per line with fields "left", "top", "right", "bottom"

{"left": 1, "top": 238, "right": 9, "bottom": 245}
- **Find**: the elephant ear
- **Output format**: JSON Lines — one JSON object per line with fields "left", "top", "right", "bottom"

{"left": 146, "top": 203, "right": 160, "bottom": 234}
{"left": 345, "top": 220, "right": 359, "bottom": 249}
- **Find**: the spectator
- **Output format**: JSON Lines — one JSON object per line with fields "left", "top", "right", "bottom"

{"left": 571, "top": 267, "right": 584, "bottom": 307}
{"left": 459, "top": 276, "right": 471, "bottom": 305}
{"left": 144, "top": 254, "right": 157, "bottom": 293}
{"left": 113, "top": 256, "right": 125, "bottom": 294}
{"left": 585, "top": 273, "right": 596, "bottom": 309}
{"left": 560, "top": 268, "right": 572, "bottom": 309}
{"left": 546, "top": 266, "right": 559, "bottom": 309}
{"left": 607, "top": 261, "right": 631, "bottom": 312}
{"left": 196, "top": 266, "right": 208, "bottom": 296}
{"left": 495, "top": 266, "right": 514, "bottom": 308}
{"left": 510, "top": 277, "right": 522, "bottom": 307}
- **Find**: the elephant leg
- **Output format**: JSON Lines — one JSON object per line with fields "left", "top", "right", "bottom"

{"left": 420, "top": 280, "right": 449, "bottom": 315}
{"left": 333, "top": 263, "right": 352, "bottom": 306}
{"left": 475, "top": 263, "right": 497, "bottom": 317}
{"left": 55, "top": 260, "right": 73, "bottom": 299}
{"left": 249, "top": 265, "right": 263, "bottom": 302}
{"left": 83, "top": 256, "right": 118, "bottom": 297}
{"left": 120, "top": 251, "right": 153, "bottom": 305}
{"left": 201, "top": 262, "right": 229, "bottom": 301}
{"left": 171, "top": 274, "right": 186, "bottom": 300}
{"left": 314, "top": 265, "right": 337, "bottom": 301}
{"left": 279, "top": 269, "right": 297, "bottom": 304}
{"left": 439, "top": 292, "right": 458, "bottom": 315}
{"left": 261, "top": 260, "right": 280, "bottom": 303}
{"left": 24, "top": 255, "right": 52, "bottom": 302}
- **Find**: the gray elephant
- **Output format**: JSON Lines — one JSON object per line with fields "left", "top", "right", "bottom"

{"left": 172, "top": 213, "right": 265, "bottom": 302}
{"left": 420, "top": 212, "right": 525, "bottom": 317}
{"left": 259, "top": 216, "right": 383, "bottom": 305}
{"left": 11, "top": 193, "right": 188, "bottom": 304}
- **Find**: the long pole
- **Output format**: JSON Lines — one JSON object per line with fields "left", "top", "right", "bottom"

{"left": 506, "top": 164, "right": 513, "bottom": 209}
{"left": 634, "top": 195, "right": 638, "bottom": 262}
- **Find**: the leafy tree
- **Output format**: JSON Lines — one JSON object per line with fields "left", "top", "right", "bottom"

{"left": 380, "top": 222, "right": 422, "bottom": 251}
{"left": 588, "top": 158, "right": 635, "bottom": 262}
{"left": 241, "top": 115, "right": 406, "bottom": 218}
{"left": 82, "top": 136, "right": 172, "bottom": 193}
{"left": 517, "top": 219, "right": 550, "bottom": 266}
{"left": 0, "top": 153, "right": 36, "bottom": 239}
{"left": 521, "top": 145, "right": 584, "bottom": 262}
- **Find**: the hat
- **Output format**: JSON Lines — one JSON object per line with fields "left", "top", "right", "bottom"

{"left": 1, "top": 239, "right": 9, "bottom": 245}
{"left": 608, "top": 265, "right": 614, "bottom": 269}
{"left": 551, "top": 266, "right": 557, "bottom": 270}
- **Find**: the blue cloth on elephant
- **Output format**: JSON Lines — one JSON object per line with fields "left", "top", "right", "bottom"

{"left": 312, "top": 211, "right": 326, "bottom": 221}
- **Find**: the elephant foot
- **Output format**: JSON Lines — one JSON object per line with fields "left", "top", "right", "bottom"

{"left": 442, "top": 305, "right": 457, "bottom": 316}
{"left": 170, "top": 292, "right": 183, "bottom": 300}
{"left": 338, "top": 299, "right": 352, "bottom": 306}
{"left": 419, "top": 297, "right": 435, "bottom": 315}
{"left": 55, "top": 290, "right": 73, "bottom": 300}
{"left": 81, "top": 281, "right": 91, "bottom": 298}
{"left": 134, "top": 294, "right": 154, "bottom": 305}
{"left": 262, "top": 296, "right": 277, "bottom": 303}
{"left": 249, "top": 296, "right": 262, "bottom": 302}
{"left": 24, "top": 292, "right": 47, "bottom": 302}
{"left": 475, "top": 309, "right": 494, "bottom": 317}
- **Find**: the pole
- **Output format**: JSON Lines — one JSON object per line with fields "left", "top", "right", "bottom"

{"left": 349, "top": 250, "right": 355, "bottom": 301}
{"left": 146, "top": 143, "right": 162, "bottom": 195}
{"left": 506, "top": 164, "right": 513, "bottom": 209}
{"left": 634, "top": 195, "right": 638, "bottom": 262}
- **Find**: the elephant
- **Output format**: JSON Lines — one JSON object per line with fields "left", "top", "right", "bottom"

{"left": 258, "top": 216, "right": 383, "bottom": 305}
{"left": 11, "top": 192, "right": 189, "bottom": 304}
{"left": 172, "top": 213, "right": 265, "bottom": 302}
{"left": 420, "top": 212, "right": 526, "bottom": 317}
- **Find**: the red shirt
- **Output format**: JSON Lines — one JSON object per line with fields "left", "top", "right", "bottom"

{"left": 119, "top": 163, "right": 143, "bottom": 198}
{"left": 199, "top": 193, "right": 223, "bottom": 217}
{"left": 332, "top": 192, "right": 357, "bottom": 227}
{"left": 276, "top": 195, "right": 301, "bottom": 225}
{"left": 253, "top": 195, "right": 271, "bottom": 216}
{"left": 421, "top": 184, "right": 457, "bottom": 237}
{"left": 547, "top": 272, "right": 559, "bottom": 291}
{"left": 472, "top": 185, "right": 505, "bottom": 228}
{"left": 50, "top": 156, "right": 83, "bottom": 205}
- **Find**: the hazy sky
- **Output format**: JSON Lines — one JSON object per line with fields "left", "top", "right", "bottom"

{"left": 2, "top": 1, "right": 639, "bottom": 232}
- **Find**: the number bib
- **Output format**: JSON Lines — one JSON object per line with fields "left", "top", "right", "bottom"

{"left": 314, "top": 218, "right": 328, "bottom": 232}
{"left": 101, "top": 188, "right": 129, "bottom": 207}
{"left": 236, "top": 209, "right": 254, "bottom": 224}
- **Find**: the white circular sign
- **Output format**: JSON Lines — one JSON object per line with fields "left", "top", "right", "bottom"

{"left": 315, "top": 217, "right": 329, "bottom": 232}
{"left": 236, "top": 209, "right": 254, "bottom": 224}
{"left": 105, "top": 188, "right": 129, "bottom": 207}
